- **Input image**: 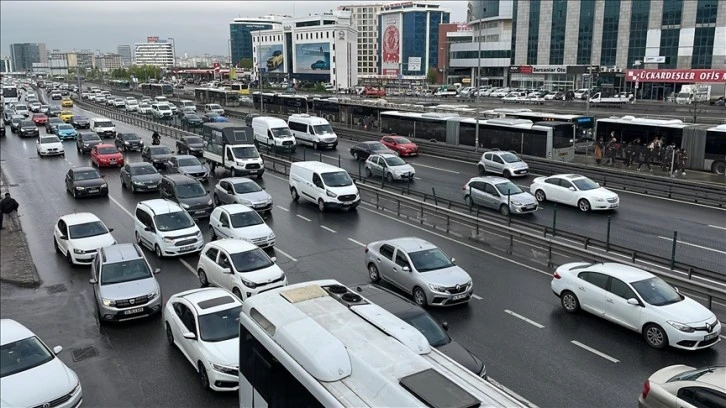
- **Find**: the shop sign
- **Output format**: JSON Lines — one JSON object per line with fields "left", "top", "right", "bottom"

{"left": 626, "top": 69, "right": 726, "bottom": 83}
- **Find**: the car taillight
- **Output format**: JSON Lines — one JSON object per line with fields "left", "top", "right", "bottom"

{"left": 553, "top": 272, "right": 561, "bottom": 279}
{"left": 641, "top": 380, "right": 650, "bottom": 399}
{"left": 462, "top": 185, "right": 467, "bottom": 190}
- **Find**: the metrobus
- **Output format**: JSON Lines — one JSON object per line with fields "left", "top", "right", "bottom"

{"left": 2, "top": 85, "right": 19, "bottom": 105}
{"left": 140, "top": 83, "right": 173, "bottom": 97}
{"left": 194, "top": 88, "right": 240, "bottom": 107}
{"left": 229, "top": 83, "right": 251, "bottom": 95}
{"left": 381, "top": 110, "right": 576, "bottom": 161}
{"left": 109, "top": 79, "right": 132, "bottom": 91}
{"left": 482, "top": 108, "right": 595, "bottom": 140}
{"left": 252, "top": 92, "right": 309, "bottom": 116}
{"left": 238, "top": 280, "right": 529, "bottom": 408}
{"left": 596, "top": 116, "right": 726, "bottom": 173}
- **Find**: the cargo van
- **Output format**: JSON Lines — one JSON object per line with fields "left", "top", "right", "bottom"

{"left": 287, "top": 114, "right": 338, "bottom": 150}
{"left": 289, "top": 161, "right": 360, "bottom": 212}
{"left": 252, "top": 116, "right": 296, "bottom": 153}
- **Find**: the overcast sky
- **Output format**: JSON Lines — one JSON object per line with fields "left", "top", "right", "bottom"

{"left": 1, "top": 1, "right": 468, "bottom": 57}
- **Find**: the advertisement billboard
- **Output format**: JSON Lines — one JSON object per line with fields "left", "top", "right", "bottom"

{"left": 260, "top": 44, "right": 285, "bottom": 73}
{"left": 381, "top": 13, "right": 402, "bottom": 75}
{"left": 626, "top": 69, "right": 726, "bottom": 83}
{"left": 295, "top": 43, "right": 330, "bottom": 74}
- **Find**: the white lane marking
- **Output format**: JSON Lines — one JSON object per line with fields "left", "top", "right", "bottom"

{"left": 721, "top": 335, "right": 726, "bottom": 340}
{"left": 322, "top": 154, "right": 339, "bottom": 160}
{"left": 320, "top": 225, "right": 337, "bottom": 233}
{"left": 179, "top": 259, "right": 197, "bottom": 275}
{"left": 359, "top": 204, "right": 549, "bottom": 276}
{"left": 612, "top": 188, "right": 726, "bottom": 211}
{"left": 472, "top": 294, "right": 483, "bottom": 300}
{"left": 276, "top": 205, "right": 289, "bottom": 212}
{"left": 708, "top": 225, "right": 726, "bottom": 231}
{"left": 504, "top": 309, "right": 544, "bottom": 329}
{"left": 297, "top": 214, "right": 312, "bottom": 222}
{"left": 657, "top": 236, "right": 726, "bottom": 255}
{"left": 108, "top": 195, "right": 134, "bottom": 218}
{"left": 413, "top": 163, "right": 461, "bottom": 174}
{"left": 266, "top": 173, "right": 288, "bottom": 182}
{"left": 347, "top": 238, "right": 366, "bottom": 247}
{"left": 571, "top": 340, "right": 620, "bottom": 363}
{"left": 274, "top": 247, "right": 298, "bottom": 262}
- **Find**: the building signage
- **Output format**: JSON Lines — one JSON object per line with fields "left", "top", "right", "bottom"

{"left": 283, "top": 25, "right": 292, "bottom": 31}
{"left": 147, "top": 36, "right": 159, "bottom": 43}
{"left": 456, "top": 24, "right": 472, "bottom": 32}
{"left": 295, "top": 43, "right": 330, "bottom": 74}
{"left": 531, "top": 65, "right": 567, "bottom": 74}
{"left": 643, "top": 56, "right": 666, "bottom": 64}
{"left": 407, "top": 57, "right": 421, "bottom": 71}
{"left": 381, "top": 14, "right": 402, "bottom": 73}
{"left": 626, "top": 69, "right": 726, "bottom": 83}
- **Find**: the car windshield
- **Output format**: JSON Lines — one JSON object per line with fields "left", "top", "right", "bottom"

{"left": 185, "top": 114, "right": 200, "bottom": 120}
{"left": 321, "top": 171, "right": 353, "bottom": 187}
{"left": 198, "top": 305, "right": 243, "bottom": 342}
{"left": 230, "top": 211, "right": 264, "bottom": 228}
{"left": 100, "top": 259, "right": 152, "bottom": 285}
{"left": 74, "top": 170, "right": 101, "bottom": 180}
{"left": 667, "top": 367, "right": 717, "bottom": 383}
{"left": 177, "top": 157, "right": 201, "bottom": 167}
{"left": 572, "top": 177, "right": 599, "bottom": 191}
{"left": 129, "top": 165, "right": 157, "bottom": 175}
{"left": 233, "top": 181, "right": 262, "bottom": 194}
{"left": 21, "top": 121, "right": 35, "bottom": 127}
{"left": 158, "top": 105, "right": 170, "bottom": 111}
{"left": 230, "top": 146, "right": 259, "bottom": 159}
{"left": 0, "top": 336, "right": 55, "bottom": 378}
{"left": 501, "top": 153, "right": 522, "bottom": 163}
{"left": 68, "top": 221, "right": 108, "bottom": 239}
{"left": 96, "top": 121, "right": 113, "bottom": 127}
{"left": 153, "top": 211, "right": 195, "bottom": 232}
{"left": 495, "top": 181, "right": 524, "bottom": 195}
{"left": 98, "top": 146, "right": 117, "bottom": 155}
{"left": 230, "top": 248, "right": 274, "bottom": 272}
{"left": 394, "top": 137, "right": 412, "bottom": 144}
{"left": 630, "top": 277, "right": 682, "bottom": 306}
{"left": 384, "top": 156, "right": 406, "bottom": 166}
{"left": 175, "top": 183, "right": 206, "bottom": 199}
{"left": 14, "top": 105, "right": 27, "bottom": 110}
{"left": 367, "top": 142, "right": 387, "bottom": 151}
{"left": 312, "top": 124, "right": 334, "bottom": 135}
{"left": 403, "top": 313, "right": 450, "bottom": 347}
{"left": 57, "top": 124, "right": 73, "bottom": 130}
{"left": 209, "top": 104, "right": 221, "bottom": 110}
{"left": 184, "top": 137, "right": 202, "bottom": 144}
{"left": 271, "top": 127, "right": 292, "bottom": 138}
{"left": 150, "top": 146, "right": 171, "bottom": 155}
{"left": 73, "top": 116, "right": 87, "bottom": 121}
{"left": 41, "top": 136, "right": 60, "bottom": 144}
{"left": 408, "top": 248, "right": 454, "bottom": 272}
{"left": 123, "top": 133, "right": 139, "bottom": 140}
{"left": 81, "top": 133, "right": 100, "bottom": 141}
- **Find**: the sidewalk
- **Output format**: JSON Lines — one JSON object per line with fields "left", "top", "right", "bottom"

{"left": 572, "top": 154, "right": 725, "bottom": 184}
{"left": 0, "top": 167, "right": 41, "bottom": 288}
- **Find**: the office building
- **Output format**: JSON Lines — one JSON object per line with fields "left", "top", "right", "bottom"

{"left": 9, "top": 43, "right": 47, "bottom": 72}
{"left": 338, "top": 3, "right": 386, "bottom": 76}
{"left": 133, "top": 37, "right": 175, "bottom": 67}
{"left": 1, "top": 57, "right": 12, "bottom": 73}
{"left": 98, "top": 54, "right": 123, "bottom": 71}
{"left": 252, "top": 11, "right": 358, "bottom": 89}
{"left": 230, "top": 16, "right": 283, "bottom": 67}
{"left": 117, "top": 45, "right": 133, "bottom": 66}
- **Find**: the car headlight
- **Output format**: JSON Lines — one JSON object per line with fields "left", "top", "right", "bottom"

{"left": 268, "top": 233, "right": 276, "bottom": 240}
{"left": 100, "top": 183, "right": 107, "bottom": 188}
{"left": 594, "top": 197, "right": 605, "bottom": 202}
{"left": 148, "top": 290, "right": 159, "bottom": 299}
{"left": 163, "top": 237, "right": 175, "bottom": 244}
{"left": 124, "top": 141, "right": 130, "bottom": 145}
{"left": 133, "top": 181, "right": 144, "bottom": 186}
{"left": 326, "top": 190, "right": 337, "bottom": 198}
{"left": 266, "top": 196, "right": 273, "bottom": 204}
{"left": 207, "top": 199, "right": 212, "bottom": 206}
{"left": 429, "top": 283, "right": 447, "bottom": 293}
{"left": 102, "top": 298, "right": 116, "bottom": 307}
{"left": 241, "top": 278, "right": 257, "bottom": 289}
{"left": 83, "top": 143, "right": 89, "bottom": 147}
{"left": 71, "top": 381, "right": 81, "bottom": 395}
{"left": 668, "top": 321, "right": 695, "bottom": 333}
{"left": 210, "top": 363, "right": 238, "bottom": 376}
{"left": 180, "top": 203, "right": 190, "bottom": 209}
{"left": 237, "top": 198, "right": 252, "bottom": 206}
{"left": 73, "top": 248, "right": 85, "bottom": 254}
{"left": 75, "top": 186, "right": 85, "bottom": 190}
{"left": 510, "top": 200, "right": 522, "bottom": 206}
{"left": 139, "top": 140, "right": 144, "bottom": 144}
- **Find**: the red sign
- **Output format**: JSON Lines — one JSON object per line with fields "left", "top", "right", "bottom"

{"left": 382, "top": 24, "right": 400, "bottom": 64}
{"left": 382, "top": 69, "right": 399, "bottom": 76}
{"left": 213, "top": 62, "right": 220, "bottom": 72}
{"left": 520, "top": 65, "right": 533, "bottom": 74}
{"left": 626, "top": 69, "right": 726, "bottom": 83}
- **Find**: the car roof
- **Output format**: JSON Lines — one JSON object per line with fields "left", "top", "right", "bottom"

{"left": 71, "top": 166, "right": 96, "bottom": 173}
{"left": 549, "top": 174, "right": 585, "bottom": 180}
{"left": 374, "top": 153, "right": 400, "bottom": 159}
{"left": 174, "top": 154, "right": 197, "bottom": 160}
{"left": 163, "top": 173, "right": 198, "bottom": 183}
{"left": 468, "top": 176, "right": 510, "bottom": 185}
{"left": 138, "top": 198, "right": 184, "bottom": 215}
{"left": 382, "top": 237, "right": 436, "bottom": 252}
{"left": 220, "top": 177, "right": 254, "bottom": 184}
{"left": 59, "top": 212, "right": 102, "bottom": 225}
{"left": 209, "top": 238, "right": 257, "bottom": 253}
{"left": 0, "top": 319, "right": 36, "bottom": 345}
{"left": 100, "top": 243, "right": 143, "bottom": 263}
{"left": 579, "top": 263, "right": 654, "bottom": 283}
{"left": 127, "top": 161, "right": 154, "bottom": 168}
{"left": 216, "top": 203, "right": 255, "bottom": 215}
{"left": 354, "top": 284, "right": 425, "bottom": 319}
{"left": 96, "top": 143, "right": 115, "bottom": 148}
{"left": 175, "top": 287, "right": 244, "bottom": 316}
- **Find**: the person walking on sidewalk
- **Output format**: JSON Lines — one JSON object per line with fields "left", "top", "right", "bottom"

{"left": 594, "top": 138, "right": 603, "bottom": 165}
{"left": 0, "top": 192, "right": 19, "bottom": 230}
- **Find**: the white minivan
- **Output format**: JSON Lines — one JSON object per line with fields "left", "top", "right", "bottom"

{"left": 287, "top": 114, "right": 338, "bottom": 150}
{"left": 179, "top": 100, "right": 197, "bottom": 112}
{"left": 134, "top": 199, "right": 204, "bottom": 258}
{"left": 289, "top": 161, "right": 360, "bottom": 211}
{"left": 252, "top": 116, "right": 296, "bottom": 153}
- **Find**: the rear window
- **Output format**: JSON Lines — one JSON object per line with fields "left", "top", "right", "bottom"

{"left": 95, "top": 121, "right": 113, "bottom": 127}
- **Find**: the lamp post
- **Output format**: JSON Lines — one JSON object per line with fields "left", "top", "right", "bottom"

{"left": 440, "top": 47, "right": 447, "bottom": 85}
{"left": 474, "top": 25, "right": 482, "bottom": 152}
{"left": 632, "top": 59, "right": 642, "bottom": 104}
{"left": 256, "top": 30, "right": 264, "bottom": 112}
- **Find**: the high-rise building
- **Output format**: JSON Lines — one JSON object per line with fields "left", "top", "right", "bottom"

{"left": 117, "top": 45, "right": 133, "bottom": 66}
{"left": 134, "top": 37, "right": 175, "bottom": 67}
{"left": 9, "top": 43, "right": 47, "bottom": 72}
{"left": 1, "top": 56, "right": 12, "bottom": 73}
{"left": 98, "top": 54, "right": 123, "bottom": 71}
{"left": 230, "top": 16, "right": 283, "bottom": 67}
{"left": 338, "top": 3, "right": 385, "bottom": 76}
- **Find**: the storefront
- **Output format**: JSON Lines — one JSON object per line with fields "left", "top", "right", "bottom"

{"left": 625, "top": 69, "right": 726, "bottom": 102}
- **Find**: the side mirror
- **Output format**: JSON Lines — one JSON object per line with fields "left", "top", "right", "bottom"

{"left": 626, "top": 298, "right": 640, "bottom": 306}
{"left": 673, "top": 287, "right": 680, "bottom": 293}
{"left": 568, "top": 186, "right": 576, "bottom": 191}
{"left": 442, "top": 322, "right": 449, "bottom": 331}
{"left": 101, "top": 174, "right": 106, "bottom": 178}
{"left": 153, "top": 268, "right": 161, "bottom": 274}
{"left": 89, "top": 278, "right": 97, "bottom": 284}
{"left": 144, "top": 226, "right": 153, "bottom": 232}
{"left": 206, "top": 190, "right": 210, "bottom": 194}
{"left": 402, "top": 266, "right": 411, "bottom": 272}
{"left": 53, "top": 346, "right": 63, "bottom": 354}
{"left": 108, "top": 228, "right": 114, "bottom": 232}
{"left": 451, "top": 258, "right": 456, "bottom": 264}
{"left": 182, "top": 332, "right": 196, "bottom": 340}
{"left": 60, "top": 235, "right": 68, "bottom": 240}
{"left": 221, "top": 267, "right": 232, "bottom": 274}
{"left": 270, "top": 256, "right": 277, "bottom": 263}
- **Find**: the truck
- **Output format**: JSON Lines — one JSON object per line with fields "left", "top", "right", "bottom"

{"left": 434, "top": 85, "right": 458, "bottom": 98}
{"left": 675, "top": 84, "right": 726, "bottom": 105}
{"left": 588, "top": 92, "right": 630, "bottom": 105}
{"left": 200, "top": 122, "right": 265, "bottom": 179}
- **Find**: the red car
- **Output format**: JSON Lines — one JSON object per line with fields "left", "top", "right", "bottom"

{"left": 91, "top": 144, "right": 124, "bottom": 168}
{"left": 31, "top": 113, "right": 48, "bottom": 126}
{"left": 381, "top": 135, "right": 419, "bottom": 156}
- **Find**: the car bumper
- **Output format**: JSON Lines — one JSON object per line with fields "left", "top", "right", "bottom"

{"left": 131, "top": 182, "right": 160, "bottom": 192}
{"left": 96, "top": 160, "right": 124, "bottom": 168}
{"left": 398, "top": 150, "right": 418, "bottom": 156}
{"left": 70, "top": 249, "right": 99, "bottom": 265}
{"left": 427, "top": 287, "right": 474, "bottom": 306}
{"left": 323, "top": 199, "right": 360, "bottom": 210}
{"left": 39, "top": 149, "right": 65, "bottom": 157}
{"left": 186, "top": 206, "right": 213, "bottom": 219}
{"left": 57, "top": 134, "right": 77, "bottom": 140}
{"left": 510, "top": 169, "right": 529, "bottom": 177}
{"left": 73, "top": 186, "right": 108, "bottom": 197}
{"left": 511, "top": 203, "right": 538, "bottom": 214}
{"left": 665, "top": 322, "right": 722, "bottom": 350}
{"left": 206, "top": 367, "right": 239, "bottom": 392}
{"left": 591, "top": 200, "right": 619, "bottom": 210}
{"left": 150, "top": 160, "right": 168, "bottom": 169}
{"left": 160, "top": 239, "right": 205, "bottom": 256}
{"left": 391, "top": 172, "right": 415, "bottom": 181}
{"left": 18, "top": 131, "right": 40, "bottom": 137}
{"left": 96, "top": 131, "right": 116, "bottom": 139}
{"left": 99, "top": 298, "right": 163, "bottom": 322}
{"left": 122, "top": 145, "right": 143, "bottom": 151}
{"left": 73, "top": 123, "right": 90, "bottom": 129}
{"left": 250, "top": 202, "right": 273, "bottom": 213}
{"left": 232, "top": 167, "right": 264, "bottom": 177}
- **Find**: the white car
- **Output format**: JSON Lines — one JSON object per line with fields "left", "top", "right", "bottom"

{"left": 490, "top": 88, "right": 510, "bottom": 98}
{"left": 134, "top": 199, "right": 204, "bottom": 258}
{"left": 196, "top": 239, "right": 286, "bottom": 300}
{"left": 125, "top": 99, "right": 139, "bottom": 112}
{"left": 167, "top": 102, "right": 178, "bottom": 114}
{"left": 163, "top": 288, "right": 242, "bottom": 392}
{"left": 573, "top": 88, "right": 590, "bottom": 99}
{"left": 53, "top": 212, "right": 116, "bottom": 265}
{"left": 137, "top": 103, "right": 152, "bottom": 114}
{"left": 530, "top": 174, "right": 619, "bottom": 212}
{"left": 551, "top": 262, "right": 722, "bottom": 350}
{"left": 638, "top": 365, "right": 726, "bottom": 408}
{"left": 502, "top": 92, "right": 526, "bottom": 103}
{"left": 209, "top": 204, "right": 275, "bottom": 248}
{"left": 478, "top": 151, "right": 529, "bottom": 178}
{"left": 112, "top": 98, "right": 126, "bottom": 108}
{"left": 0, "top": 319, "right": 83, "bottom": 407}
{"left": 364, "top": 153, "right": 416, "bottom": 182}
{"left": 36, "top": 135, "right": 65, "bottom": 157}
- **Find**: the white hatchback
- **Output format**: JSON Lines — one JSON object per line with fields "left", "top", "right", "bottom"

{"left": 209, "top": 204, "right": 275, "bottom": 248}
{"left": 36, "top": 134, "right": 65, "bottom": 157}
{"left": 530, "top": 174, "right": 619, "bottom": 211}
{"left": 53, "top": 212, "right": 116, "bottom": 265}
{"left": 551, "top": 262, "right": 721, "bottom": 350}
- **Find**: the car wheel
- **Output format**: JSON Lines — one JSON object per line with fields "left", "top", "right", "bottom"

{"left": 317, "top": 199, "right": 326, "bottom": 212}
{"left": 386, "top": 173, "right": 394, "bottom": 183}
{"left": 135, "top": 231, "right": 143, "bottom": 246}
{"left": 165, "top": 322, "right": 175, "bottom": 347}
{"left": 534, "top": 189, "right": 546, "bottom": 202}
{"left": 209, "top": 227, "right": 217, "bottom": 241}
{"left": 413, "top": 287, "right": 427, "bottom": 307}
{"left": 53, "top": 237, "right": 60, "bottom": 253}
{"left": 213, "top": 194, "right": 220, "bottom": 206}
{"left": 643, "top": 324, "right": 668, "bottom": 349}
{"left": 368, "top": 263, "right": 381, "bottom": 282}
{"left": 313, "top": 142, "right": 318, "bottom": 150}
{"left": 503, "top": 170, "right": 512, "bottom": 178}
{"left": 198, "top": 269, "right": 209, "bottom": 287}
{"left": 232, "top": 287, "right": 243, "bottom": 300}
{"left": 154, "top": 244, "right": 163, "bottom": 258}
{"left": 478, "top": 164, "right": 485, "bottom": 174}
{"left": 365, "top": 167, "right": 372, "bottom": 177}
{"left": 198, "top": 362, "right": 210, "bottom": 390}
{"left": 290, "top": 187, "right": 299, "bottom": 201}
{"left": 66, "top": 251, "right": 73, "bottom": 265}
{"left": 72, "top": 188, "right": 78, "bottom": 198}
{"left": 560, "top": 291, "right": 580, "bottom": 313}
{"left": 578, "top": 199, "right": 591, "bottom": 212}
{"left": 353, "top": 152, "right": 359, "bottom": 160}
{"left": 499, "top": 204, "right": 510, "bottom": 216}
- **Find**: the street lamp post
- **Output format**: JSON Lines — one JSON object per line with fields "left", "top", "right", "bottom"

{"left": 256, "top": 30, "right": 264, "bottom": 112}
{"left": 440, "top": 47, "right": 447, "bottom": 85}
{"left": 474, "top": 26, "right": 482, "bottom": 152}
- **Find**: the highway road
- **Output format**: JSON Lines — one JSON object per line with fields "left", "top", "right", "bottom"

{"left": 0, "top": 93, "right": 724, "bottom": 407}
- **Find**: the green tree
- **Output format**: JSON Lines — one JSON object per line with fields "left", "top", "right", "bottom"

{"left": 426, "top": 68, "right": 438, "bottom": 85}
{"left": 239, "top": 58, "right": 253, "bottom": 69}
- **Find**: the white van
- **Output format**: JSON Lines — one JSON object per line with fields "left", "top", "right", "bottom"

{"left": 154, "top": 96, "right": 168, "bottom": 104}
{"left": 180, "top": 100, "right": 196, "bottom": 112}
{"left": 252, "top": 116, "right": 296, "bottom": 152}
{"left": 134, "top": 199, "right": 204, "bottom": 258}
{"left": 287, "top": 114, "right": 338, "bottom": 150}
{"left": 289, "top": 161, "right": 360, "bottom": 212}
{"left": 151, "top": 103, "right": 173, "bottom": 119}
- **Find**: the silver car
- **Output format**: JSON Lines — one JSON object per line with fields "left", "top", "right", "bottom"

{"left": 477, "top": 150, "right": 529, "bottom": 178}
{"left": 213, "top": 177, "right": 273, "bottom": 214}
{"left": 89, "top": 243, "right": 162, "bottom": 322}
{"left": 638, "top": 365, "right": 725, "bottom": 408}
{"left": 365, "top": 153, "right": 415, "bottom": 182}
{"left": 166, "top": 155, "right": 209, "bottom": 182}
{"left": 463, "top": 176, "right": 538, "bottom": 216}
{"left": 120, "top": 162, "right": 162, "bottom": 193}
{"left": 364, "top": 237, "right": 473, "bottom": 307}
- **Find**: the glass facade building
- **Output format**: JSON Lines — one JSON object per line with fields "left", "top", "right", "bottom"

{"left": 599, "top": 0, "right": 620, "bottom": 67}
{"left": 230, "top": 18, "right": 281, "bottom": 67}
{"left": 549, "top": 0, "right": 567, "bottom": 65}
{"left": 9, "top": 43, "right": 47, "bottom": 72}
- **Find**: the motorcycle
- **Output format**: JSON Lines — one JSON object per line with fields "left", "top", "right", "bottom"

{"left": 152, "top": 133, "right": 160, "bottom": 145}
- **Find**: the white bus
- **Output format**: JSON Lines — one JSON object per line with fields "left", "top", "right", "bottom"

{"left": 2, "top": 85, "right": 19, "bottom": 105}
{"left": 238, "top": 279, "right": 531, "bottom": 408}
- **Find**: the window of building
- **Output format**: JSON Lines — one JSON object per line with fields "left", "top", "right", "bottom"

{"left": 549, "top": 0, "right": 567, "bottom": 65}
{"left": 627, "top": 0, "right": 650, "bottom": 68}
{"left": 599, "top": 0, "right": 620, "bottom": 67}
{"left": 691, "top": 27, "right": 715, "bottom": 68}
{"left": 661, "top": 0, "right": 683, "bottom": 27}
{"left": 659, "top": 28, "right": 680, "bottom": 68}
{"left": 526, "top": 0, "right": 541, "bottom": 65}
{"left": 695, "top": 0, "right": 718, "bottom": 25}
{"left": 576, "top": 0, "right": 596, "bottom": 65}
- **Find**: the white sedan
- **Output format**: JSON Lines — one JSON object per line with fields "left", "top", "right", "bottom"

{"left": 551, "top": 262, "right": 721, "bottom": 350}
{"left": 209, "top": 204, "right": 275, "bottom": 248}
{"left": 530, "top": 174, "right": 619, "bottom": 211}
{"left": 0, "top": 319, "right": 83, "bottom": 407}
{"left": 163, "top": 288, "right": 242, "bottom": 391}
{"left": 36, "top": 135, "right": 65, "bottom": 157}
{"left": 53, "top": 212, "right": 116, "bottom": 265}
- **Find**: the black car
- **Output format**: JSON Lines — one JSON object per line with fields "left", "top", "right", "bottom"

{"left": 45, "top": 118, "right": 64, "bottom": 134}
{"left": 176, "top": 135, "right": 204, "bottom": 156}
{"left": 120, "top": 162, "right": 162, "bottom": 193}
{"left": 3, "top": 111, "right": 15, "bottom": 125}
{"left": 10, "top": 116, "right": 25, "bottom": 133}
{"left": 76, "top": 131, "right": 102, "bottom": 154}
{"left": 70, "top": 115, "right": 90, "bottom": 129}
{"left": 47, "top": 107, "right": 62, "bottom": 117}
{"left": 180, "top": 113, "right": 203, "bottom": 129}
{"left": 115, "top": 132, "right": 144, "bottom": 152}
{"left": 65, "top": 167, "right": 108, "bottom": 198}
{"left": 244, "top": 113, "right": 260, "bottom": 127}
{"left": 354, "top": 284, "right": 486, "bottom": 378}
{"left": 0, "top": 124, "right": 5, "bottom": 137}
{"left": 350, "top": 141, "right": 395, "bottom": 161}
{"left": 18, "top": 120, "right": 39, "bottom": 138}
{"left": 141, "top": 145, "right": 174, "bottom": 169}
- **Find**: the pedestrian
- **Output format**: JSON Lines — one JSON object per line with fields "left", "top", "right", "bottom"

{"left": 623, "top": 142, "right": 633, "bottom": 167}
{"left": 0, "top": 192, "right": 19, "bottom": 230}
{"left": 636, "top": 140, "right": 652, "bottom": 172}
{"left": 594, "top": 138, "right": 603, "bottom": 165}
{"left": 678, "top": 148, "right": 688, "bottom": 176}
{"left": 605, "top": 135, "right": 617, "bottom": 166}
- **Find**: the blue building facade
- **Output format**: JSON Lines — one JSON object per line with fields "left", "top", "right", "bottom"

{"left": 230, "top": 18, "right": 281, "bottom": 67}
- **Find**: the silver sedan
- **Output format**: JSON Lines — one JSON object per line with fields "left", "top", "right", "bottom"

{"left": 365, "top": 153, "right": 415, "bottom": 182}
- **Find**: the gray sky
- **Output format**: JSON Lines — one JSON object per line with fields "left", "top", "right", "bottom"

{"left": 0, "top": 1, "right": 468, "bottom": 57}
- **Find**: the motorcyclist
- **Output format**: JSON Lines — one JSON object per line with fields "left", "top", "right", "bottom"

{"left": 152, "top": 131, "right": 160, "bottom": 145}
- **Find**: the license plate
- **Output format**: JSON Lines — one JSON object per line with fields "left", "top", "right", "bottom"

{"left": 193, "top": 210, "right": 205, "bottom": 215}
{"left": 110, "top": 160, "right": 116, "bottom": 164}
{"left": 704, "top": 332, "right": 719, "bottom": 341}
{"left": 181, "top": 245, "right": 195, "bottom": 251}
{"left": 124, "top": 308, "right": 144, "bottom": 315}
{"left": 453, "top": 294, "right": 468, "bottom": 300}
{"left": 342, "top": 201, "right": 354, "bottom": 205}
{"left": 88, "top": 189, "right": 99, "bottom": 193}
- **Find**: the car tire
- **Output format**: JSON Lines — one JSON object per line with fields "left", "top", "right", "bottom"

{"left": 130, "top": 182, "right": 136, "bottom": 193}
{"left": 213, "top": 194, "right": 220, "bottom": 206}
{"left": 198, "top": 269, "right": 209, "bottom": 287}
{"left": 560, "top": 290, "right": 580, "bottom": 313}
{"left": 478, "top": 164, "right": 485, "bottom": 174}
{"left": 578, "top": 199, "right": 591, "bottom": 212}
{"left": 232, "top": 287, "right": 243, "bottom": 300}
{"left": 353, "top": 152, "right": 359, "bottom": 160}
{"left": 66, "top": 251, "right": 73, "bottom": 265}
{"left": 53, "top": 237, "right": 60, "bottom": 253}
{"left": 534, "top": 189, "right": 546, "bottom": 202}
{"left": 504, "top": 170, "right": 512, "bottom": 178}
{"left": 165, "top": 322, "right": 175, "bottom": 347}
{"left": 365, "top": 167, "right": 372, "bottom": 177}
{"left": 290, "top": 187, "right": 299, "bottom": 201}
{"left": 210, "top": 227, "right": 217, "bottom": 241}
{"left": 643, "top": 324, "right": 668, "bottom": 349}
{"left": 317, "top": 199, "right": 326, "bottom": 212}
{"left": 499, "top": 204, "right": 510, "bottom": 216}
{"left": 198, "top": 362, "right": 210, "bottom": 390}
{"left": 368, "top": 263, "right": 381, "bottom": 283}
{"left": 464, "top": 195, "right": 475, "bottom": 207}
{"left": 72, "top": 188, "right": 78, "bottom": 198}
{"left": 386, "top": 173, "right": 394, "bottom": 183}
{"left": 413, "top": 287, "right": 427, "bottom": 307}
{"left": 154, "top": 244, "right": 163, "bottom": 258}
{"left": 135, "top": 231, "right": 143, "bottom": 246}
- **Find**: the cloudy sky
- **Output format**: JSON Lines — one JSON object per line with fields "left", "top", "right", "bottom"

{"left": 1, "top": 1, "right": 468, "bottom": 57}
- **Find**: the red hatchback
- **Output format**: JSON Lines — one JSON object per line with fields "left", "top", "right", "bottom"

{"left": 381, "top": 135, "right": 419, "bottom": 156}
{"left": 31, "top": 113, "right": 48, "bottom": 126}
{"left": 91, "top": 144, "right": 124, "bottom": 167}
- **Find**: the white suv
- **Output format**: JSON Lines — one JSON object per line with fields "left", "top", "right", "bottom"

{"left": 151, "top": 103, "right": 173, "bottom": 119}
{"left": 134, "top": 199, "right": 204, "bottom": 258}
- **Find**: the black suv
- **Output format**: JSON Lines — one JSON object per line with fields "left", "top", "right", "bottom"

{"left": 76, "top": 131, "right": 102, "bottom": 154}
{"left": 175, "top": 136, "right": 204, "bottom": 156}
{"left": 71, "top": 115, "right": 90, "bottom": 129}
{"left": 115, "top": 132, "right": 144, "bottom": 152}
{"left": 141, "top": 145, "right": 174, "bottom": 169}
{"left": 45, "top": 118, "right": 64, "bottom": 134}
{"left": 159, "top": 174, "right": 213, "bottom": 219}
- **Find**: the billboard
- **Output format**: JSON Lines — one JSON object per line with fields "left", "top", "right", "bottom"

{"left": 295, "top": 43, "right": 330, "bottom": 74}
{"left": 626, "top": 69, "right": 726, "bottom": 83}
{"left": 259, "top": 44, "right": 284, "bottom": 73}
{"left": 381, "top": 13, "right": 402, "bottom": 75}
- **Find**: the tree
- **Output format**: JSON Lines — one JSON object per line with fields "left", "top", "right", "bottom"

{"left": 239, "top": 58, "right": 253, "bottom": 69}
{"left": 426, "top": 68, "right": 438, "bottom": 85}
